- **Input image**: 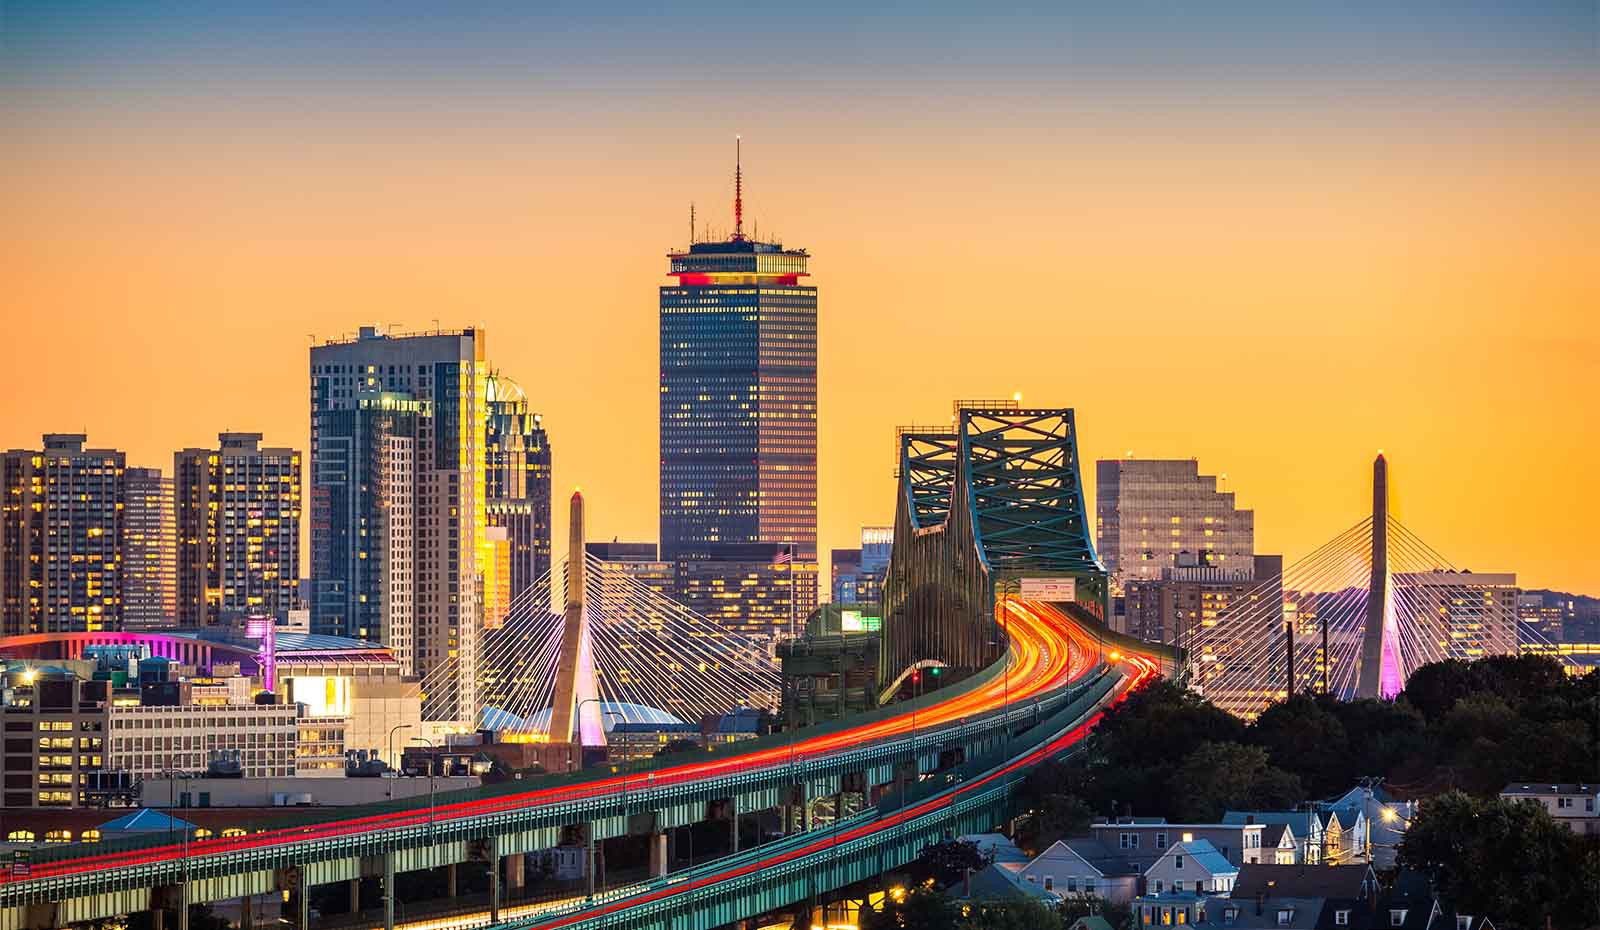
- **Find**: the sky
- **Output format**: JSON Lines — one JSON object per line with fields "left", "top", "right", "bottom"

{"left": 3, "top": 2, "right": 1597, "bottom": 594}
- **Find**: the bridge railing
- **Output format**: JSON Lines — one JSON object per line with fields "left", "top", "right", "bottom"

{"left": 491, "top": 663, "right": 1132, "bottom": 930}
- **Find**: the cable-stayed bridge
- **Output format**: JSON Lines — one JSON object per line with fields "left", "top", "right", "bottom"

{"left": 1189, "top": 455, "right": 1569, "bottom": 719}
{"left": 416, "top": 545, "right": 781, "bottom": 743}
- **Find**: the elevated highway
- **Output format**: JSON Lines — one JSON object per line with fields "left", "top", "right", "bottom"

{"left": 0, "top": 406, "right": 1178, "bottom": 930}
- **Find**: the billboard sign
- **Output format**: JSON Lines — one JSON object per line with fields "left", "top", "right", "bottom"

{"left": 1018, "top": 577, "right": 1077, "bottom": 602}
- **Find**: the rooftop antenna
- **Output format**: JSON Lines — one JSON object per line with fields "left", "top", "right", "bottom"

{"left": 690, "top": 202, "right": 696, "bottom": 245}
{"left": 733, "top": 135, "right": 744, "bottom": 241}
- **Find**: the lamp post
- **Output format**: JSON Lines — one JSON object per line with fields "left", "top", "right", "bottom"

{"left": 386, "top": 723, "right": 413, "bottom": 798}
{"left": 409, "top": 737, "right": 437, "bottom": 838}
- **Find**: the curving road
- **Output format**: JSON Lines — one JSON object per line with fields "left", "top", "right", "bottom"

{"left": 1, "top": 599, "right": 1146, "bottom": 895}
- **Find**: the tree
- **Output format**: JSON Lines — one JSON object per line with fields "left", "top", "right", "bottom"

{"left": 909, "top": 839, "right": 990, "bottom": 888}
{"left": 964, "top": 896, "right": 1064, "bottom": 930}
{"left": 860, "top": 885, "right": 961, "bottom": 930}
{"left": 1058, "top": 895, "right": 1133, "bottom": 930}
{"left": 1165, "top": 742, "right": 1302, "bottom": 823}
{"left": 1021, "top": 794, "right": 1094, "bottom": 854}
{"left": 1399, "top": 790, "right": 1597, "bottom": 930}
{"left": 1248, "top": 695, "right": 1351, "bottom": 797}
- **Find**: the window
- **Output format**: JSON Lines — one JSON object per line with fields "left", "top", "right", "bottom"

{"left": 1154, "top": 880, "right": 1164, "bottom": 893}
{"left": 1174, "top": 881, "right": 1185, "bottom": 892}
{"left": 1336, "top": 910, "right": 1350, "bottom": 926}
{"left": 1156, "top": 832, "right": 1168, "bottom": 848}
{"left": 1456, "top": 919, "right": 1471, "bottom": 930}
{"left": 6, "top": 830, "right": 34, "bottom": 843}
{"left": 1043, "top": 877, "right": 1054, "bottom": 891}
{"left": 1557, "top": 797, "right": 1574, "bottom": 809}
{"left": 1223, "top": 908, "right": 1239, "bottom": 927}
{"left": 80, "top": 830, "right": 101, "bottom": 844}
{"left": 1390, "top": 910, "right": 1408, "bottom": 927}
{"left": 1174, "top": 855, "right": 1184, "bottom": 869}
{"left": 43, "top": 830, "right": 71, "bottom": 844}
{"left": 1278, "top": 910, "right": 1294, "bottom": 927}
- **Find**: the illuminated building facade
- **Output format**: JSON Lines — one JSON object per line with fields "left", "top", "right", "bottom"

{"left": 311, "top": 392, "right": 422, "bottom": 673}
{"left": 1393, "top": 570, "right": 1519, "bottom": 660}
{"left": 830, "top": 525, "right": 892, "bottom": 605}
{"left": 484, "top": 372, "right": 552, "bottom": 612}
{"left": 0, "top": 435, "right": 126, "bottom": 635}
{"left": 674, "top": 543, "right": 819, "bottom": 638}
{"left": 658, "top": 155, "right": 816, "bottom": 567}
{"left": 311, "top": 327, "right": 488, "bottom": 721}
{"left": 122, "top": 468, "right": 176, "bottom": 630}
{"left": 175, "top": 433, "right": 301, "bottom": 629}
{"left": 1096, "top": 459, "right": 1254, "bottom": 593}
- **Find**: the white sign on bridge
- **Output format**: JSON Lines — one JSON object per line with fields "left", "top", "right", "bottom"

{"left": 1019, "top": 577, "right": 1076, "bottom": 602}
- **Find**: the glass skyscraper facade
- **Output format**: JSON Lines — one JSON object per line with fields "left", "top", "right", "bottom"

{"left": 484, "top": 372, "right": 552, "bottom": 617}
{"left": 659, "top": 237, "right": 818, "bottom": 566}
{"left": 310, "top": 327, "right": 488, "bottom": 720}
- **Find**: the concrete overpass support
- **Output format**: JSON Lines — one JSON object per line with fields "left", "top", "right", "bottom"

{"left": 649, "top": 833, "right": 669, "bottom": 877}
{"left": 382, "top": 854, "right": 395, "bottom": 930}
{"left": 487, "top": 837, "right": 501, "bottom": 925}
{"left": 505, "top": 852, "right": 525, "bottom": 894}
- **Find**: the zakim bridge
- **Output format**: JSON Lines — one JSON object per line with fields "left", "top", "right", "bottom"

{"left": 0, "top": 407, "right": 1176, "bottom": 930}
{"left": 1189, "top": 454, "right": 1571, "bottom": 720}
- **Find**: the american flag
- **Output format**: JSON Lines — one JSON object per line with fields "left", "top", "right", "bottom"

{"left": 774, "top": 545, "right": 792, "bottom": 565}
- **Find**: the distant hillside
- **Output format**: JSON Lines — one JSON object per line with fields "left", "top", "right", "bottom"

{"left": 1525, "top": 589, "right": 1600, "bottom": 609}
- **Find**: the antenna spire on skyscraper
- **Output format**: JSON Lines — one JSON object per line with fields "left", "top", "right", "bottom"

{"left": 733, "top": 135, "right": 744, "bottom": 241}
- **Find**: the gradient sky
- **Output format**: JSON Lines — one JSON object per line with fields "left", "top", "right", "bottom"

{"left": 3, "top": 2, "right": 1596, "bottom": 593}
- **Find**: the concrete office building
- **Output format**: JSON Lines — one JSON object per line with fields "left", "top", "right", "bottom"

{"left": 1393, "top": 570, "right": 1519, "bottom": 660}
{"left": 175, "top": 434, "right": 302, "bottom": 628}
{"left": 0, "top": 435, "right": 126, "bottom": 635}
{"left": 121, "top": 468, "right": 177, "bottom": 630}
{"left": 1096, "top": 459, "right": 1254, "bottom": 593}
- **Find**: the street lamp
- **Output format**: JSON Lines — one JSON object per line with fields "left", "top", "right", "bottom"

{"left": 409, "top": 737, "right": 437, "bottom": 838}
{"left": 386, "top": 723, "right": 414, "bottom": 798}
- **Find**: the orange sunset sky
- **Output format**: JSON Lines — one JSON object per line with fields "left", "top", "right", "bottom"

{"left": 3, "top": 4, "right": 1596, "bottom": 593}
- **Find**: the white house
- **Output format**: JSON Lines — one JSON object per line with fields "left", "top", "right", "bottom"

{"left": 1020, "top": 838, "right": 1142, "bottom": 905}
{"left": 1260, "top": 824, "right": 1296, "bottom": 865}
{"left": 1499, "top": 783, "right": 1599, "bottom": 835}
{"left": 1142, "top": 839, "right": 1239, "bottom": 896}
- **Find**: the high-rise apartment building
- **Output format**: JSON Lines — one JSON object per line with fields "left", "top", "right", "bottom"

{"left": 0, "top": 435, "right": 126, "bottom": 635}
{"left": 311, "top": 392, "right": 424, "bottom": 671}
{"left": 485, "top": 372, "right": 552, "bottom": 614}
{"left": 175, "top": 433, "right": 301, "bottom": 628}
{"left": 659, "top": 148, "right": 817, "bottom": 567}
{"left": 1393, "top": 570, "right": 1519, "bottom": 660}
{"left": 1096, "top": 459, "right": 1254, "bottom": 592}
{"left": 122, "top": 467, "right": 176, "bottom": 629}
{"left": 311, "top": 326, "right": 489, "bottom": 721}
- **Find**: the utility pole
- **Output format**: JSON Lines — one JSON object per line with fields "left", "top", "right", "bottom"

{"left": 1284, "top": 618, "right": 1296, "bottom": 699}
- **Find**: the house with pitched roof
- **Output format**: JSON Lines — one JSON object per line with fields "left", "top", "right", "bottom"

{"left": 1020, "top": 837, "right": 1141, "bottom": 904}
{"left": 1144, "top": 839, "right": 1240, "bottom": 896}
{"left": 1222, "top": 811, "right": 1344, "bottom": 865}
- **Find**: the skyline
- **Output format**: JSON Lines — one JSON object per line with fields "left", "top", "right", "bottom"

{"left": 4, "top": 2, "right": 1597, "bottom": 594}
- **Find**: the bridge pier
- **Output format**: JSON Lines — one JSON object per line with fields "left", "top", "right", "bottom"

{"left": 295, "top": 881, "right": 310, "bottom": 930}
{"left": 505, "top": 852, "right": 525, "bottom": 895}
{"left": 382, "top": 853, "right": 395, "bottom": 930}
{"left": 241, "top": 894, "right": 254, "bottom": 930}
{"left": 649, "top": 832, "right": 669, "bottom": 877}
{"left": 348, "top": 878, "right": 361, "bottom": 915}
{"left": 488, "top": 837, "right": 502, "bottom": 924}
{"left": 446, "top": 862, "right": 458, "bottom": 898}
{"left": 178, "top": 883, "right": 190, "bottom": 930}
